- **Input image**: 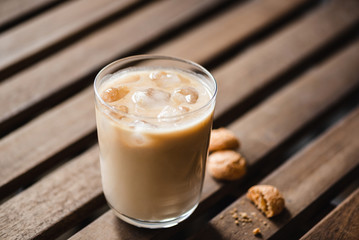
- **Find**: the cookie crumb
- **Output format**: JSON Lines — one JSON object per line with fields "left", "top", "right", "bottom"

{"left": 253, "top": 228, "right": 261, "bottom": 236}
{"left": 235, "top": 220, "right": 239, "bottom": 225}
{"left": 240, "top": 212, "right": 249, "bottom": 219}
{"left": 219, "top": 214, "right": 224, "bottom": 219}
{"left": 230, "top": 208, "right": 238, "bottom": 214}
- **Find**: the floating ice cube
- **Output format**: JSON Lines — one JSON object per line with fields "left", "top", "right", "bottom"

{"left": 109, "top": 104, "right": 128, "bottom": 120}
{"left": 172, "top": 87, "right": 199, "bottom": 104}
{"left": 114, "top": 105, "right": 128, "bottom": 113}
{"left": 150, "top": 71, "right": 189, "bottom": 88}
{"left": 101, "top": 86, "right": 129, "bottom": 102}
{"left": 157, "top": 105, "right": 190, "bottom": 121}
{"left": 129, "top": 120, "right": 157, "bottom": 129}
{"left": 132, "top": 88, "right": 171, "bottom": 109}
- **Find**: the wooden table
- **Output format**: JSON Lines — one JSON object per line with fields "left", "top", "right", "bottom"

{"left": 1, "top": 0, "right": 359, "bottom": 239}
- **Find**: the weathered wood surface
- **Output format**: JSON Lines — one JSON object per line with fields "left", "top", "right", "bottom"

{"left": 300, "top": 188, "right": 359, "bottom": 240}
{"left": 0, "top": 0, "right": 222, "bottom": 130}
{"left": 0, "top": 0, "right": 333, "bottom": 198}
{"left": 1, "top": 0, "right": 359, "bottom": 239}
{"left": 0, "top": 146, "right": 101, "bottom": 240}
{"left": 69, "top": 37, "right": 359, "bottom": 240}
{"left": 193, "top": 104, "right": 359, "bottom": 240}
{"left": 0, "top": 88, "right": 95, "bottom": 198}
{"left": 0, "top": 0, "right": 309, "bottom": 132}
{"left": 0, "top": 0, "right": 138, "bottom": 75}
{"left": 0, "top": 0, "right": 60, "bottom": 28}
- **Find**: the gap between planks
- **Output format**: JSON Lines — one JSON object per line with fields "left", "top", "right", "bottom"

{"left": 0, "top": 0, "right": 311, "bottom": 135}
{"left": 192, "top": 106, "right": 359, "bottom": 240}
{"left": 0, "top": 43, "right": 357, "bottom": 240}
{"left": 0, "top": 0, "right": 359, "bottom": 238}
{"left": 0, "top": 0, "right": 62, "bottom": 30}
{"left": 0, "top": 0, "right": 144, "bottom": 79}
{"left": 65, "top": 38, "right": 359, "bottom": 239}
{"left": 0, "top": 0, "right": 358, "bottom": 215}
{"left": 300, "top": 188, "right": 359, "bottom": 240}
{"left": 1, "top": 0, "right": 357, "bottom": 199}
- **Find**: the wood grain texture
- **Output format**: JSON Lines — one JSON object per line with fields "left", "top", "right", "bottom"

{"left": 194, "top": 106, "right": 359, "bottom": 239}
{"left": 69, "top": 31, "right": 359, "bottom": 240}
{"left": 0, "top": 0, "right": 330, "bottom": 196}
{"left": 212, "top": 0, "right": 359, "bottom": 118}
{"left": 0, "top": 0, "right": 354, "bottom": 200}
{"left": 0, "top": 0, "right": 59, "bottom": 28}
{"left": 0, "top": 0, "right": 137, "bottom": 73}
{"left": 0, "top": 146, "right": 102, "bottom": 240}
{"left": 300, "top": 188, "right": 359, "bottom": 240}
{"left": 0, "top": 0, "right": 221, "bottom": 126}
{"left": 150, "top": 0, "right": 310, "bottom": 64}
{"left": 2, "top": 2, "right": 359, "bottom": 238}
{"left": 0, "top": 0, "right": 304, "bottom": 198}
{"left": 0, "top": 87, "right": 95, "bottom": 197}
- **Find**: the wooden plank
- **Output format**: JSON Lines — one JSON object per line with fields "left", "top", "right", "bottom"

{"left": 150, "top": 0, "right": 311, "bottom": 64}
{"left": 0, "top": 0, "right": 138, "bottom": 75}
{"left": 69, "top": 37, "right": 359, "bottom": 240}
{"left": 0, "top": 0, "right": 223, "bottom": 126}
{"left": 212, "top": 0, "right": 359, "bottom": 118}
{"left": 0, "top": 0, "right": 59, "bottom": 28}
{"left": 193, "top": 107, "right": 359, "bottom": 240}
{"left": 1, "top": 0, "right": 358, "bottom": 217}
{"left": 0, "top": 0, "right": 309, "bottom": 131}
{"left": 0, "top": 0, "right": 226, "bottom": 196}
{"left": 300, "top": 188, "right": 359, "bottom": 240}
{"left": 0, "top": 88, "right": 95, "bottom": 198}
{"left": 1, "top": 0, "right": 356, "bottom": 237}
{"left": 0, "top": 146, "right": 102, "bottom": 240}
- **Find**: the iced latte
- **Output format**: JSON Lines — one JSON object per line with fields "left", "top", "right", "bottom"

{"left": 94, "top": 56, "right": 217, "bottom": 228}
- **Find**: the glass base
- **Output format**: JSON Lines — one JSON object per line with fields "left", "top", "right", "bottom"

{"left": 109, "top": 203, "right": 198, "bottom": 229}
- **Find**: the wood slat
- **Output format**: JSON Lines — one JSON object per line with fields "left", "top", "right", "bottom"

{"left": 69, "top": 34, "right": 359, "bottom": 240}
{"left": 202, "top": 38, "right": 359, "bottom": 202}
{"left": 0, "top": 0, "right": 222, "bottom": 129}
{"left": 1, "top": 0, "right": 358, "bottom": 218}
{"left": 0, "top": 146, "right": 101, "bottom": 240}
{"left": 194, "top": 106, "right": 359, "bottom": 240}
{"left": 300, "top": 188, "right": 359, "bottom": 240}
{"left": 0, "top": 0, "right": 138, "bottom": 75}
{"left": 150, "top": 0, "right": 311, "bottom": 64}
{"left": 0, "top": 88, "right": 95, "bottom": 197}
{"left": 0, "top": 0, "right": 59, "bottom": 28}
{"left": 212, "top": 0, "right": 359, "bottom": 118}
{"left": 0, "top": 0, "right": 320, "bottom": 195}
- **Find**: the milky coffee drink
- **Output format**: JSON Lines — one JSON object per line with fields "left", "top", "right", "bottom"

{"left": 94, "top": 56, "right": 217, "bottom": 228}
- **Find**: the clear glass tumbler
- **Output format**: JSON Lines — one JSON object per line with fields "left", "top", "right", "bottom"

{"left": 94, "top": 55, "right": 217, "bottom": 228}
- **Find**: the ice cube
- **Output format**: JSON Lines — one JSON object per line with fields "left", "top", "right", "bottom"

{"left": 150, "top": 71, "right": 189, "bottom": 88}
{"left": 132, "top": 88, "right": 170, "bottom": 109}
{"left": 109, "top": 105, "right": 128, "bottom": 119}
{"left": 128, "top": 120, "right": 156, "bottom": 146}
{"left": 115, "top": 105, "right": 129, "bottom": 113}
{"left": 172, "top": 87, "right": 199, "bottom": 104}
{"left": 129, "top": 120, "right": 156, "bottom": 129}
{"left": 157, "top": 105, "right": 190, "bottom": 121}
{"left": 101, "top": 86, "right": 129, "bottom": 102}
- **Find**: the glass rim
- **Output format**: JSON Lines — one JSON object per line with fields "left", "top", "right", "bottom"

{"left": 94, "top": 54, "right": 217, "bottom": 121}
